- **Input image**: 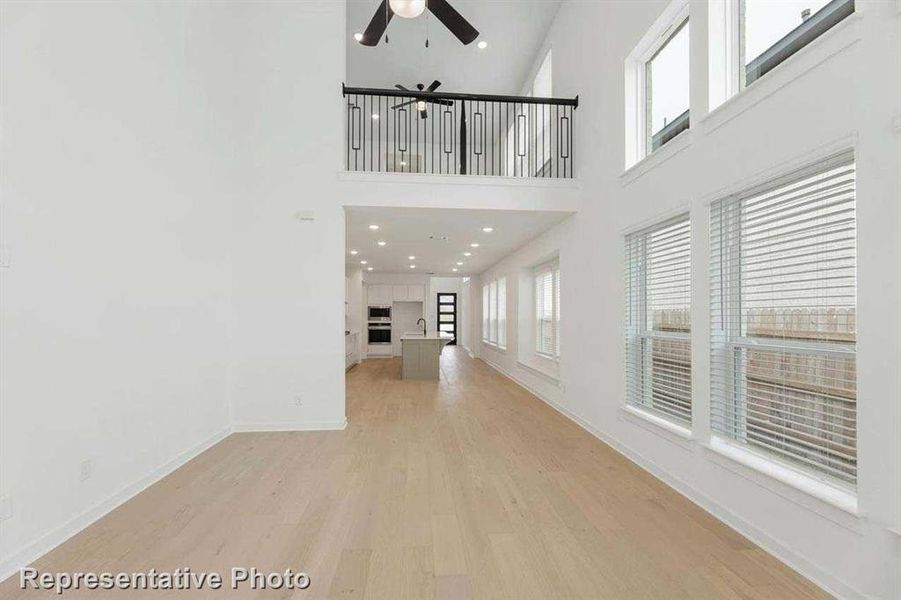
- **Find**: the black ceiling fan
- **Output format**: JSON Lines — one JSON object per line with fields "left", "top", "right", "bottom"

{"left": 359, "top": 0, "right": 479, "bottom": 47}
{"left": 392, "top": 80, "right": 453, "bottom": 119}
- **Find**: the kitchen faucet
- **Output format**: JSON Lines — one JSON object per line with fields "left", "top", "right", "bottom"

{"left": 416, "top": 318, "right": 426, "bottom": 336}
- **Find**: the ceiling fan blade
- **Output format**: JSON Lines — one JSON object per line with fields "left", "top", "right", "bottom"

{"left": 429, "top": 98, "right": 454, "bottom": 106}
{"left": 395, "top": 84, "right": 410, "bottom": 91}
{"left": 360, "top": 0, "right": 393, "bottom": 46}
{"left": 392, "top": 99, "right": 416, "bottom": 109}
{"left": 427, "top": 0, "right": 479, "bottom": 45}
{"left": 427, "top": 80, "right": 442, "bottom": 92}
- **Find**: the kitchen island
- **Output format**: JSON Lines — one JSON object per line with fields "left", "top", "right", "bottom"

{"left": 400, "top": 332, "right": 453, "bottom": 380}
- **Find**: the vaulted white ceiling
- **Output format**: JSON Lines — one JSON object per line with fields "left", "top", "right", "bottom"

{"left": 346, "top": 0, "right": 562, "bottom": 95}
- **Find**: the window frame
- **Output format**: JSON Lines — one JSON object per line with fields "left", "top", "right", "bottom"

{"left": 533, "top": 261, "right": 561, "bottom": 361}
{"left": 482, "top": 276, "right": 507, "bottom": 350}
{"left": 624, "top": 0, "right": 691, "bottom": 168}
{"left": 625, "top": 213, "right": 692, "bottom": 426}
{"left": 709, "top": 0, "right": 855, "bottom": 108}
{"left": 709, "top": 151, "right": 858, "bottom": 489}
{"left": 645, "top": 16, "right": 691, "bottom": 153}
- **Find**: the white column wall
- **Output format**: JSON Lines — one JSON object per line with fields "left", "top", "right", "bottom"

{"left": 474, "top": 1, "right": 901, "bottom": 598}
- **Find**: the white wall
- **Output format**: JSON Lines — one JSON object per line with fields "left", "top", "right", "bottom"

{"left": 0, "top": 1, "right": 238, "bottom": 576}
{"left": 340, "top": 171, "right": 581, "bottom": 212}
{"left": 0, "top": 0, "right": 350, "bottom": 576}
{"left": 228, "top": 2, "right": 347, "bottom": 432}
{"left": 474, "top": 223, "right": 570, "bottom": 404}
{"left": 475, "top": 1, "right": 901, "bottom": 598}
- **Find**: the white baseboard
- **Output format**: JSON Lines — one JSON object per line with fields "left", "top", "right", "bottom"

{"left": 232, "top": 419, "right": 348, "bottom": 433}
{"left": 0, "top": 426, "right": 232, "bottom": 583}
{"left": 478, "top": 358, "right": 861, "bottom": 600}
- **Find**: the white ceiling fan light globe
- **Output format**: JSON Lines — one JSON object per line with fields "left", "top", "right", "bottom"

{"left": 389, "top": 0, "right": 426, "bottom": 19}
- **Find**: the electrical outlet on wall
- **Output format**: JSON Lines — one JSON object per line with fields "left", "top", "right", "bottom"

{"left": 80, "top": 459, "right": 92, "bottom": 481}
{"left": 0, "top": 496, "right": 12, "bottom": 521}
{"left": 293, "top": 395, "right": 303, "bottom": 407}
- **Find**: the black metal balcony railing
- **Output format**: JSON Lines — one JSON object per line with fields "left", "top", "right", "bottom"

{"left": 342, "top": 84, "right": 578, "bottom": 178}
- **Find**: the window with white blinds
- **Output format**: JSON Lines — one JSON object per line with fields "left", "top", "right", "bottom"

{"left": 625, "top": 215, "right": 692, "bottom": 424}
{"left": 710, "top": 152, "right": 857, "bottom": 487}
{"left": 482, "top": 277, "right": 506, "bottom": 349}
{"left": 497, "top": 278, "right": 507, "bottom": 349}
{"left": 535, "top": 263, "right": 560, "bottom": 359}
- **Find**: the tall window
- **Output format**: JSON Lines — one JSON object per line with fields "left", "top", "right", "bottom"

{"left": 710, "top": 152, "right": 857, "bottom": 486}
{"left": 625, "top": 215, "right": 692, "bottom": 424}
{"left": 482, "top": 277, "right": 506, "bottom": 349}
{"left": 647, "top": 17, "right": 690, "bottom": 151}
{"left": 498, "top": 278, "right": 507, "bottom": 349}
{"left": 534, "top": 263, "right": 560, "bottom": 359}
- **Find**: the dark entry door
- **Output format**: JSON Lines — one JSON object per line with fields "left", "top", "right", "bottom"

{"left": 437, "top": 293, "right": 457, "bottom": 345}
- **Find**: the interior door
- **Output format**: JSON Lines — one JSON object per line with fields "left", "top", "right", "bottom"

{"left": 437, "top": 293, "right": 457, "bottom": 345}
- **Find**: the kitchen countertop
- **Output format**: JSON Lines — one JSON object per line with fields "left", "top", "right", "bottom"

{"left": 400, "top": 332, "right": 453, "bottom": 341}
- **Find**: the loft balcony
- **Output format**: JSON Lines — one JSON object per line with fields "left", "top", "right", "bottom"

{"left": 342, "top": 85, "right": 578, "bottom": 179}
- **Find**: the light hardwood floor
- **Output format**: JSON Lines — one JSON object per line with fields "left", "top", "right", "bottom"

{"left": 0, "top": 347, "right": 832, "bottom": 599}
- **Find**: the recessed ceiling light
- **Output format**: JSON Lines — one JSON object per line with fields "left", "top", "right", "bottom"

{"left": 369, "top": 224, "right": 379, "bottom": 230}
{"left": 354, "top": 32, "right": 364, "bottom": 42}
{"left": 367, "top": 267, "right": 373, "bottom": 271}
{"left": 463, "top": 252, "right": 472, "bottom": 256}
{"left": 350, "top": 250, "right": 358, "bottom": 255}
{"left": 377, "top": 240, "right": 387, "bottom": 247}
{"left": 408, "top": 256, "right": 416, "bottom": 260}
{"left": 360, "top": 260, "right": 368, "bottom": 265}
{"left": 470, "top": 243, "right": 480, "bottom": 248}
{"left": 371, "top": 113, "right": 379, "bottom": 120}
{"left": 456, "top": 261, "right": 463, "bottom": 266}
{"left": 482, "top": 227, "right": 494, "bottom": 233}
{"left": 477, "top": 40, "right": 488, "bottom": 50}
{"left": 452, "top": 268, "right": 458, "bottom": 272}
{"left": 409, "top": 264, "right": 416, "bottom": 269}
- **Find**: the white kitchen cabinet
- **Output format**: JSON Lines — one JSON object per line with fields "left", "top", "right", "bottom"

{"left": 407, "top": 285, "right": 424, "bottom": 302}
{"left": 393, "top": 285, "right": 409, "bottom": 301}
{"left": 392, "top": 284, "right": 424, "bottom": 302}
{"left": 367, "top": 284, "right": 391, "bottom": 305}
{"left": 345, "top": 332, "right": 360, "bottom": 370}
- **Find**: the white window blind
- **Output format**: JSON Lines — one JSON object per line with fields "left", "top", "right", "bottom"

{"left": 482, "top": 284, "right": 490, "bottom": 342}
{"left": 535, "top": 263, "right": 560, "bottom": 359}
{"left": 497, "top": 278, "right": 507, "bottom": 349}
{"left": 482, "top": 277, "right": 506, "bottom": 349}
{"left": 489, "top": 280, "right": 498, "bottom": 344}
{"left": 625, "top": 215, "right": 692, "bottom": 424}
{"left": 710, "top": 152, "right": 857, "bottom": 486}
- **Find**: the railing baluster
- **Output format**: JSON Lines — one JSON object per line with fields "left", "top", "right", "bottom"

{"left": 342, "top": 85, "right": 577, "bottom": 179}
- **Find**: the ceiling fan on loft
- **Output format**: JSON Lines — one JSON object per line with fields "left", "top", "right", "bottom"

{"left": 358, "top": 0, "right": 479, "bottom": 47}
{"left": 392, "top": 80, "right": 453, "bottom": 119}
